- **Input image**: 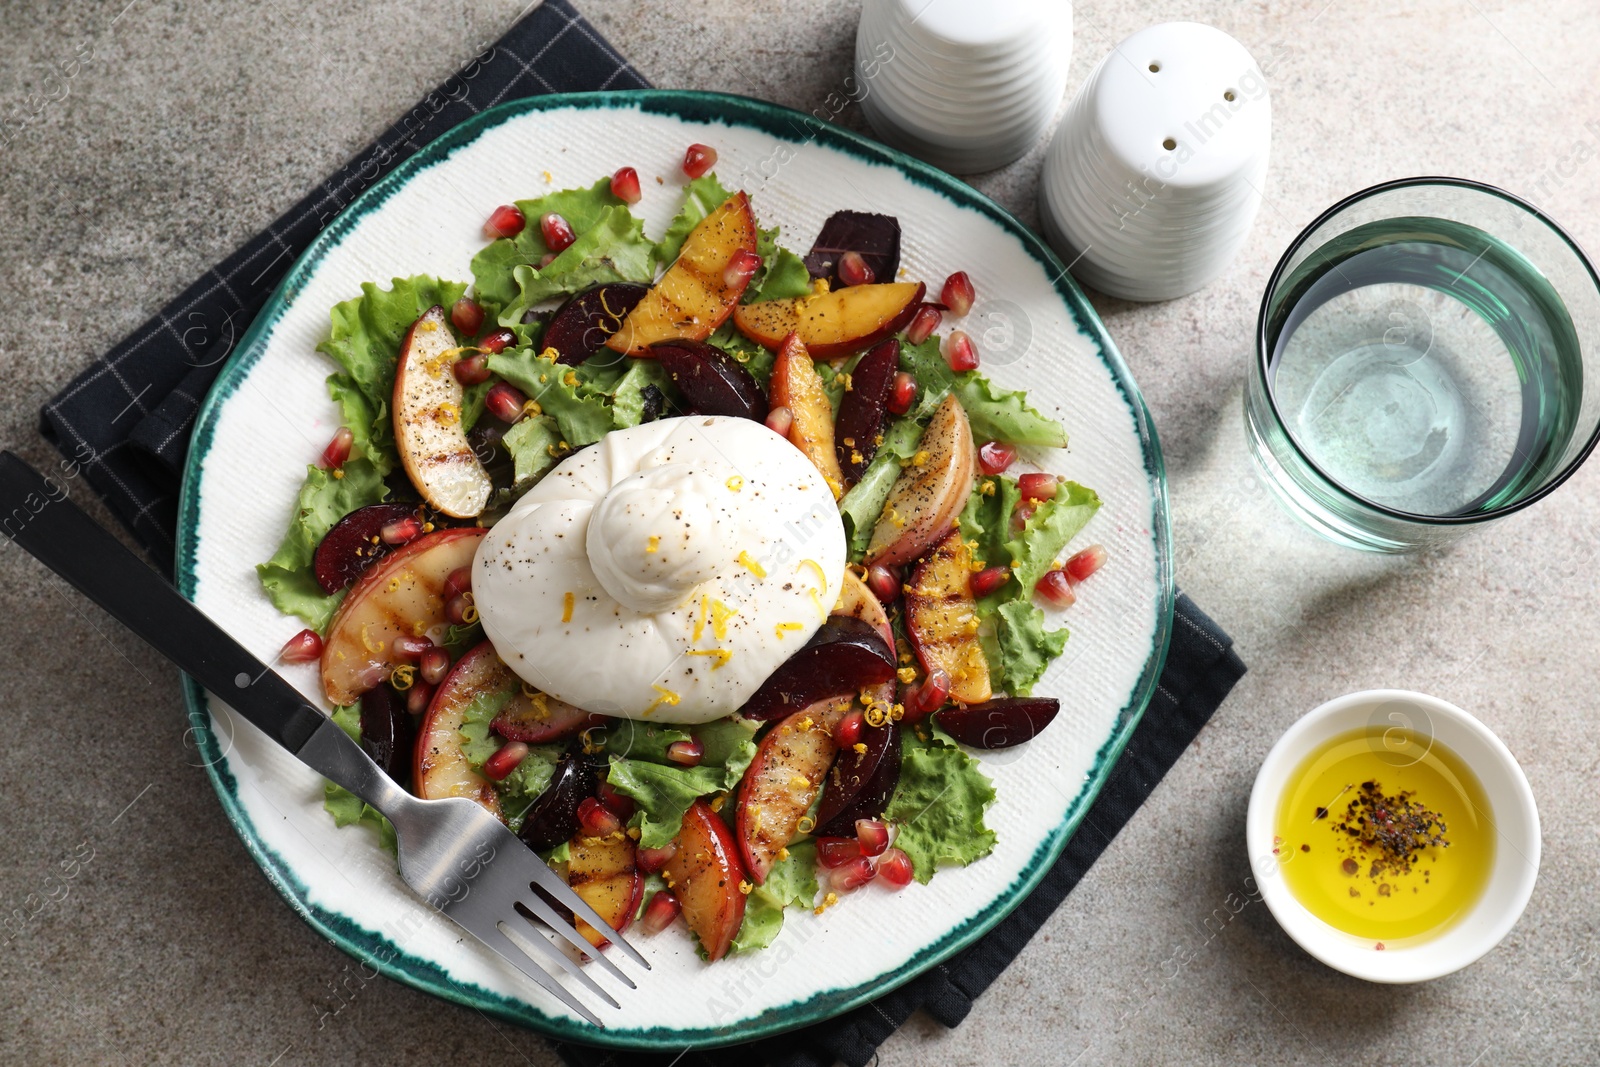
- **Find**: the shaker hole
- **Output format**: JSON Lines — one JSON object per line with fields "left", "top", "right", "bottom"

{"left": 1162, "top": 138, "right": 1177, "bottom": 151}
{"left": 1149, "top": 62, "right": 1161, "bottom": 73}
{"left": 1224, "top": 89, "right": 1238, "bottom": 102}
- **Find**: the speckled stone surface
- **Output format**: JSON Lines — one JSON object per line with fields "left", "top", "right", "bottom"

{"left": 2, "top": 2, "right": 1598, "bottom": 1064}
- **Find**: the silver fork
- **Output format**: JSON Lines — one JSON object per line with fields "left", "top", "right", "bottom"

{"left": 0, "top": 452, "right": 645, "bottom": 1026}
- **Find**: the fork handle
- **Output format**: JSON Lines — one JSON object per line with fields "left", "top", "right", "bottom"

{"left": 0, "top": 452, "right": 327, "bottom": 753}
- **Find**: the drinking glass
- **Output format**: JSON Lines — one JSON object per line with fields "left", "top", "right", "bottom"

{"left": 1245, "top": 177, "right": 1600, "bottom": 551}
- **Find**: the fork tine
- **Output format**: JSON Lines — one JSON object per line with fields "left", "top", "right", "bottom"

{"left": 477, "top": 923, "right": 607, "bottom": 1028}
{"left": 523, "top": 857, "right": 651, "bottom": 969}
{"left": 514, "top": 888, "right": 637, "bottom": 989}
{"left": 499, "top": 911, "right": 622, "bottom": 1006}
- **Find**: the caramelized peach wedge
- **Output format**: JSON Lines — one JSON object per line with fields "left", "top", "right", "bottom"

{"left": 413, "top": 639, "right": 504, "bottom": 818}
{"left": 905, "top": 530, "right": 992, "bottom": 706}
{"left": 663, "top": 800, "right": 749, "bottom": 962}
{"left": 732, "top": 281, "right": 924, "bottom": 360}
{"left": 605, "top": 192, "right": 758, "bottom": 355}
{"left": 392, "top": 305, "right": 492, "bottom": 518}
{"left": 864, "top": 393, "right": 977, "bottom": 568}
{"left": 567, "top": 831, "right": 643, "bottom": 949}
{"left": 769, "top": 332, "right": 844, "bottom": 498}
{"left": 737, "top": 702, "right": 847, "bottom": 885}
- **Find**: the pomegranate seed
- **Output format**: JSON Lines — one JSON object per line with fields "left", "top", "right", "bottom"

{"left": 445, "top": 592, "right": 476, "bottom": 625}
{"left": 636, "top": 841, "right": 677, "bottom": 874}
{"left": 443, "top": 566, "right": 473, "bottom": 602}
{"left": 280, "top": 628, "right": 323, "bottom": 664}
{"left": 1065, "top": 544, "right": 1108, "bottom": 583}
{"left": 406, "top": 680, "right": 435, "bottom": 716}
{"left": 905, "top": 303, "right": 942, "bottom": 345}
{"left": 941, "top": 271, "right": 975, "bottom": 315}
{"left": 682, "top": 143, "right": 718, "bottom": 179}
{"left": 855, "top": 818, "right": 891, "bottom": 857}
{"left": 876, "top": 847, "right": 914, "bottom": 888}
{"left": 765, "top": 405, "right": 793, "bottom": 438}
{"left": 904, "top": 668, "right": 951, "bottom": 722}
{"left": 834, "top": 709, "right": 865, "bottom": 749}
{"left": 538, "top": 252, "right": 557, "bottom": 269}
{"left": 723, "top": 248, "right": 762, "bottom": 290}
{"left": 666, "top": 738, "right": 704, "bottom": 767}
{"left": 540, "top": 212, "right": 576, "bottom": 253}
{"left": 419, "top": 646, "right": 451, "bottom": 686}
{"left": 479, "top": 328, "right": 515, "bottom": 355}
{"left": 380, "top": 515, "right": 423, "bottom": 545}
{"left": 866, "top": 563, "right": 901, "bottom": 603}
{"left": 610, "top": 165, "right": 642, "bottom": 205}
{"left": 830, "top": 855, "right": 877, "bottom": 893}
{"left": 577, "top": 796, "right": 622, "bottom": 837}
{"left": 969, "top": 565, "right": 1009, "bottom": 599}
{"left": 641, "top": 890, "right": 682, "bottom": 934}
{"left": 485, "top": 381, "right": 529, "bottom": 423}
{"left": 318, "top": 427, "right": 353, "bottom": 470}
{"left": 838, "top": 251, "right": 875, "bottom": 287}
{"left": 887, "top": 371, "right": 917, "bottom": 415}
{"left": 450, "top": 297, "right": 485, "bottom": 336}
{"left": 391, "top": 634, "right": 433, "bottom": 660}
{"left": 484, "top": 204, "right": 526, "bottom": 240}
{"left": 453, "top": 352, "right": 490, "bottom": 385}
{"left": 1011, "top": 500, "right": 1037, "bottom": 533}
{"left": 484, "top": 741, "right": 529, "bottom": 781}
{"left": 978, "top": 441, "right": 1017, "bottom": 475}
{"left": 1036, "top": 569, "right": 1077, "bottom": 608}
{"left": 1018, "top": 472, "right": 1059, "bottom": 502}
{"left": 944, "top": 330, "right": 979, "bottom": 372}
{"left": 598, "top": 780, "right": 636, "bottom": 820}
{"left": 817, "top": 837, "right": 863, "bottom": 869}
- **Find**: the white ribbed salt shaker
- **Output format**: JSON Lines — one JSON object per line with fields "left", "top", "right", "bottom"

{"left": 856, "top": 0, "right": 1072, "bottom": 175}
{"left": 1039, "top": 22, "right": 1272, "bottom": 301}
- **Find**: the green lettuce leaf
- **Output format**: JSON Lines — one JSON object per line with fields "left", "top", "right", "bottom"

{"left": 255, "top": 459, "right": 387, "bottom": 633}
{"left": 457, "top": 687, "right": 563, "bottom": 829}
{"left": 898, "top": 336, "right": 1067, "bottom": 447}
{"left": 884, "top": 730, "right": 997, "bottom": 883}
{"left": 501, "top": 206, "right": 655, "bottom": 326}
{"left": 656, "top": 174, "right": 732, "bottom": 267}
{"left": 470, "top": 178, "right": 627, "bottom": 314}
{"left": 318, "top": 275, "right": 469, "bottom": 473}
{"left": 731, "top": 840, "right": 819, "bottom": 954}
{"left": 486, "top": 348, "right": 618, "bottom": 447}
{"left": 611, "top": 359, "right": 674, "bottom": 428}
{"left": 993, "top": 599, "right": 1069, "bottom": 696}
{"left": 603, "top": 717, "right": 758, "bottom": 848}
{"left": 1004, "top": 479, "right": 1102, "bottom": 594}
{"left": 838, "top": 416, "right": 924, "bottom": 560}
{"left": 746, "top": 224, "right": 813, "bottom": 304}
{"left": 323, "top": 704, "right": 397, "bottom": 853}
{"left": 501, "top": 413, "right": 564, "bottom": 490}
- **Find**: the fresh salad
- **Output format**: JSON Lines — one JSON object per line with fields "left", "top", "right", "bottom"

{"left": 257, "top": 143, "right": 1108, "bottom": 962}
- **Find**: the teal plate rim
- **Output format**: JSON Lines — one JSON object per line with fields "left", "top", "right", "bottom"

{"left": 176, "top": 89, "right": 1175, "bottom": 1051}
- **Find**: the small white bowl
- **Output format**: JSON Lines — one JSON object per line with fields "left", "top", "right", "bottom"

{"left": 1246, "top": 690, "right": 1540, "bottom": 983}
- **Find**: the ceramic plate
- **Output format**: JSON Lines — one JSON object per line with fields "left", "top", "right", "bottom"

{"left": 177, "top": 91, "right": 1173, "bottom": 1049}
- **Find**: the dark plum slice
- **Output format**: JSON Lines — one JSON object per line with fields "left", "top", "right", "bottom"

{"left": 543, "top": 283, "right": 649, "bottom": 365}
{"left": 359, "top": 683, "right": 415, "bottom": 786}
{"left": 936, "top": 697, "right": 1061, "bottom": 749}
{"left": 651, "top": 340, "right": 768, "bottom": 421}
{"left": 517, "top": 746, "right": 603, "bottom": 851}
{"left": 803, "top": 211, "right": 901, "bottom": 288}
{"left": 815, "top": 720, "right": 901, "bottom": 836}
{"left": 312, "top": 502, "right": 422, "bottom": 594}
{"left": 834, "top": 338, "right": 899, "bottom": 487}
{"left": 739, "top": 616, "right": 896, "bottom": 721}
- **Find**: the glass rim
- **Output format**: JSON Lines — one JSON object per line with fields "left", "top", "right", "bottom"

{"left": 1254, "top": 174, "right": 1600, "bottom": 526}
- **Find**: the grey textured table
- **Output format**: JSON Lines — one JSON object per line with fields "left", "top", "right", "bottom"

{"left": 3, "top": 2, "right": 1597, "bottom": 1064}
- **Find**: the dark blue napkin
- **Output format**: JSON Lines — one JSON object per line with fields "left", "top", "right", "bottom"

{"left": 37, "top": 4, "right": 1246, "bottom": 1064}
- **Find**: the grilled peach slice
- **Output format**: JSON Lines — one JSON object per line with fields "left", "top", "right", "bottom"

{"left": 864, "top": 394, "right": 976, "bottom": 568}
{"left": 731, "top": 281, "right": 923, "bottom": 360}
{"left": 605, "top": 192, "right": 758, "bottom": 355}
{"left": 413, "top": 639, "right": 503, "bottom": 818}
{"left": 320, "top": 527, "right": 485, "bottom": 706}
{"left": 393, "top": 305, "right": 493, "bottom": 518}
{"left": 905, "top": 530, "right": 991, "bottom": 705}
{"left": 769, "top": 332, "right": 844, "bottom": 498}
{"left": 664, "top": 800, "right": 748, "bottom": 962}
{"left": 567, "top": 831, "right": 643, "bottom": 948}
{"left": 736, "top": 703, "right": 844, "bottom": 884}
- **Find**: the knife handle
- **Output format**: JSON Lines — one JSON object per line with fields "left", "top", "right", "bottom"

{"left": 0, "top": 452, "right": 325, "bottom": 753}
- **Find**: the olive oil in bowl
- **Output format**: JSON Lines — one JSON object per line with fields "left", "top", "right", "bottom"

{"left": 1274, "top": 728, "right": 1494, "bottom": 944}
